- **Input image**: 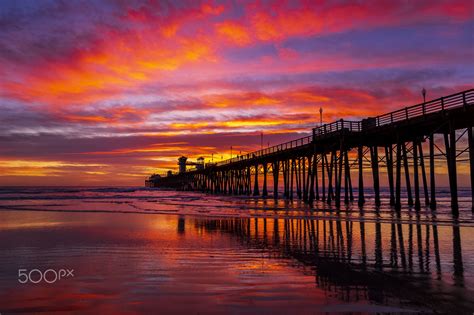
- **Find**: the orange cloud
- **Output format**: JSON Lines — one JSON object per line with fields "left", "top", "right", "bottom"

{"left": 21, "top": 36, "right": 213, "bottom": 105}
{"left": 201, "top": 3, "right": 225, "bottom": 15}
{"left": 216, "top": 21, "right": 252, "bottom": 46}
{"left": 83, "top": 142, "right": 192, "bottom": 155}
{"left": 2, "top": 6, "right": 222, "bottom": 106}
{"left": 203, "top": 92, "right": 281, "bottom": 108}
{"left": 0, "top": 160, "right": 107, "bottom": 177}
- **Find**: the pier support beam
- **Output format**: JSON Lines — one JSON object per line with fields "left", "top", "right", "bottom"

{"left": 358, "top": 146, "right": 365, "bottom": 207}
{"left": 286, "top": 159, "right": 291, "bottom": 199}
{"left": 327, "top": 152, "right": 334, "bottom": 204}
{"left": 395, "top": 142, "right": 402, "bottom": 210}
{"left": 307, "top": 155, "right": 313, "bottom": 203}
{"left": 253, "top": 164, "right": 259, "bottom": 196}
{"left": 282, "top": 160, "right": 288, "bottom": 199}
{"left": 302, "top": 156, "right": 307, "bottom": 201}
{"left": 336, "top": 148, "right": 344, "bottom": 208}
{"left": 402, "top": 142, "right": 413, "bottom": 206}
{"left": 297, "top": 158, "right": 302, "bottom": 199}
{"left": 335, "top": 152, "right": 341, "bottom": 208}
{"left": 469, "top": 127, "right": 474, "bottom": 212}
{"left": 445, "top": 122, "right": 459, "bottom": 216}
{"left": 262, "top": 163, "right": 268, "bottom": 197}
{"left": 413, "top": 140, "right": 421, "bottom": 210}
{"left": 309, "top": 155, "right": 315, "bottom": 203}
{"left": 418, "top": 142, "right": 430, "bottom": 206}
{"left": 371, "top": 146, "right": 381, "bottom": 207}
{"left": 247, "top": 166, "right": 252, "bottom": 195}
{"left": 273, "top": 161, "right": 279, "bottom": 199}
{"left": 322, "top": 154, "right": 326, "bottom": 202}
{"left": 233, "top": 170, "right": 238, "bottom": 194}
{"left": 429, "top": 135, "right": 436, "bottom": 210}
{"left": 334, "top": 149, "right": 340, "bottom": 207}
{"left": 344, "top": 150, "right": 351, "bottom": 204}
{"left": 385, "top": 145, "right": 395, "bottom": 206}
{"left": 315, "top": 154, "right": 320, "bottom": 201}
{"left": 347, "top": 150, "right": 354, "bottom": 202}
{"left": 290, "top": 159, "right": 296, "bottom": 200}
{"left": 289, "top": 159, "right": 292, "bottom": 199}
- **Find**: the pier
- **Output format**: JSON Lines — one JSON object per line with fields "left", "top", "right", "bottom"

{"left": 147, "top": 89, "right": 474, "bottom": 215}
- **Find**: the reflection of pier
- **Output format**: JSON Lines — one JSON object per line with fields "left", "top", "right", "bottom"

{"left": 192, "top": 216, "right": 469, "bottom": 312}
{"left": 149, "top": 89, "right": 474, "bottom": 215}
{"left": 177, "top": 216, "right": 185, "bottom": 234}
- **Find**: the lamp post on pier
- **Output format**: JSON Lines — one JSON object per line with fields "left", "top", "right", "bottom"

{"left": 422, "top": 88, "right": 427, "bottom": 115}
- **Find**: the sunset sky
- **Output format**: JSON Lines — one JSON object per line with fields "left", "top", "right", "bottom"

{"left": 0, "top": 0, "right": 473, "bottom": 186}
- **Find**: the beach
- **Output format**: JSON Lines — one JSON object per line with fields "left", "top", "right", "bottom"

{"left": 0, "top": 187, "right": 473, "bottom": 313}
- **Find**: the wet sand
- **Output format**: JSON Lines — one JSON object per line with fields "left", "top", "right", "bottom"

{"left": 0, "top": 187, "right": 473, "bottom": 314}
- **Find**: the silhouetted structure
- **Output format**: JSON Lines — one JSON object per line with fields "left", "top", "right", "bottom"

{"left": 148, "top": 89, "right": 474, "bottom": 215}
{"left": 178, "top": 156, "right": 188, "bottom": 174}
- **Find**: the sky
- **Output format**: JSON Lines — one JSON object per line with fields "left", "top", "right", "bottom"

{"left": 0, "top": 0, "right": 473, "bottom": 186}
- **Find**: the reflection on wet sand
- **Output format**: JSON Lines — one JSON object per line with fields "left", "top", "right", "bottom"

{"left": 1, "top": 186, "right": 473, "bottom": 313}
{"left": 194, "top": 214, "right": 472, "bottom": 313}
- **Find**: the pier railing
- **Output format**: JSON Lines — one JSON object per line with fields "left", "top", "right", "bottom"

{"left": 213, "top": 89, "right": 473, "bottom": 168}
{"left": 214, "top": 120, "right": 359, "bottom": 167}
{"left": 215, "top": 134, "right": 313, "bottom": 166}
{"left": 148, "top": 88, "right": 473, "bottom": 175}
{"left": 313, "top": 119, "right": 361, "bottom": 136}
{"left": 374, "top": 89, "right": 473, "bottom": 127}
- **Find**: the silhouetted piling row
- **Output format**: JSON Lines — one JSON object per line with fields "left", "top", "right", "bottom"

{"left": 149, "top": 89, "right": 474, "bottom": 215}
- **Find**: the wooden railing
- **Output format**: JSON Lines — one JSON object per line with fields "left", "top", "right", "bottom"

{"left": 215, "top": 134, "right": 313, "bottom": 166}
{"left": 213, "top": 119, "right": 360, "bottom": 167}
{"left": 374, "top": 89, "right": 473, "bottom": 127}
{"left": 313, "top": 119, "right": 361, "bottom": 136}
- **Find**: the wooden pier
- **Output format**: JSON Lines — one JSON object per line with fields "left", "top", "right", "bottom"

{"left": 147, "top": 89, "right": 474, "bottom": 215}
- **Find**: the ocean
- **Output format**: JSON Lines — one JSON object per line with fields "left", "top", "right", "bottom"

{"left": 0, "top": 186, "right": 473, "bottom": 313}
